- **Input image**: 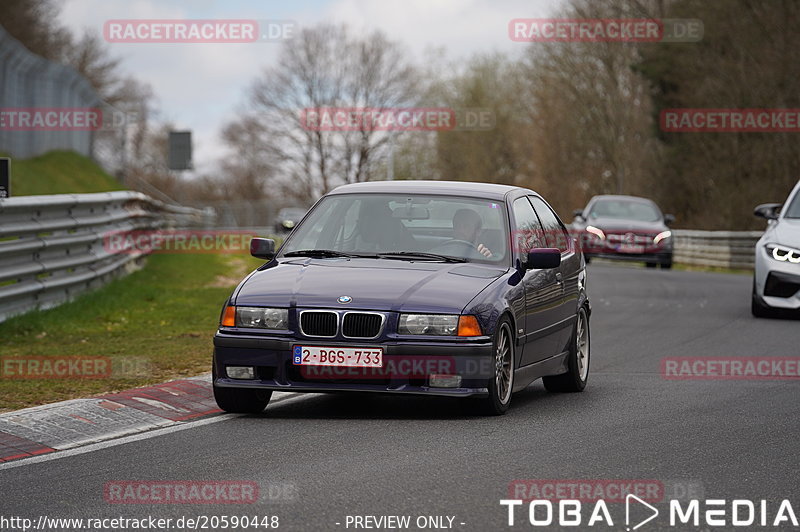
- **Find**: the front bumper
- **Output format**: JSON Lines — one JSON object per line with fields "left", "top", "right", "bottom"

{"left": 213, "top": 332, "right": 495, "bottom": 398}
{"left": 585, "top": 250, "right": 672, "bottom": 264}
{"left": 755, "top": 246, "right": 800, "bottom": 310}
{"left": 581, "top": 235, "right": 672, "bottom": 264}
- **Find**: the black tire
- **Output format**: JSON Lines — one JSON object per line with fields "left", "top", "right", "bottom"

{"left": 660, "top": 261, "right": 673, "bottom": 270}
{"left": 751, "top": 280, "right": 773, "bottom": 318}
{"left": 478, "top": 317, "right": 515, "bottom": 416}
{"left": 543, "top": 306, "right": 590, "bottom": 393}
{"left": 584, "top": 255, "right": 592, "bottom": 264}
{"left": 213, "top": 367, "right": 272, "bottom": 413}
{"left": 645, "top": 262, "right": 657, "bottom": 269}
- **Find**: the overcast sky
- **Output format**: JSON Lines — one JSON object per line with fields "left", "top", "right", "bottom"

{"left": 60, "top": 0, "right": 564, "bottom": 175}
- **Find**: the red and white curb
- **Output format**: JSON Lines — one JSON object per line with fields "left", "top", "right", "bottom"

{"left": 0, "top": 375, "right": 293, "bottom": 463}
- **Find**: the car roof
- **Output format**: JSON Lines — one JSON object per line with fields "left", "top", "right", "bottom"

{"left": 589, "top": 194, "right": 657, "bottom": 204}
{"left": 328, "top": 180, "right": 530, "bottom": 200}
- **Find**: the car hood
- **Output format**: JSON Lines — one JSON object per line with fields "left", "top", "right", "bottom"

{"left": 581, "top": 217, "right": 668, "bottom": 233}
{"left": 234, "top": 258, "right": 507, "bottom": 314}
{"left": 770, "top": 218, "right": 800, "bottom": 248}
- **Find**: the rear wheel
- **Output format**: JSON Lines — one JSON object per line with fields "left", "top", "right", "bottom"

{"left": 660, "top": 261, "right": 673, "bottom": 270}
{"left": 543, "top": 306, "right": 589, "bottom": 392}
{"left": 213, "top": 367, "right": 272, "bottom": 413}
{"left": 478, "top": 318, "right": 515, "bottom": 416}
{"left": 646, "top": 262, "right": 658, "bottom": 269}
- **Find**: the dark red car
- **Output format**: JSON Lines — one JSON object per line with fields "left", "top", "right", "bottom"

{"left": 572, "top": 195, "right": 675, "bottom": 269}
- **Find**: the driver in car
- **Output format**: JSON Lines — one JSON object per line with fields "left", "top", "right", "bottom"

{"left": 450, "top": 208, "right": 493, "bottom": 258}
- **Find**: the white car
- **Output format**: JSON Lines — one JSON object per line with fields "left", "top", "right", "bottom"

{"left": 752, "top": 181, "right": 800, "bottom": 317}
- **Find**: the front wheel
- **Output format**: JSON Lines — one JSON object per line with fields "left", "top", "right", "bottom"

{"left": 543, "top": 306, "right": 590, "bottom": 392}
{"left": 478, "top": 318, "right": 515, "bottom": 415}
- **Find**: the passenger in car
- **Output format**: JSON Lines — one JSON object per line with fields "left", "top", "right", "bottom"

{"left": 355, "top": 202, "right": 417, "bottom": 252}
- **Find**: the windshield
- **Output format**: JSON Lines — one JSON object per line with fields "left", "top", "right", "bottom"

{"left": 277, "top": 208, "right": 306, "bottom": 220}
{"left": 587, "top": 199, "right": 662, "bottom": 223}
{"left": 784, "top": 189, "right": 800, "bottom": 219}
{"left": 281, "top": 193, "right": 509, "bottom": 264}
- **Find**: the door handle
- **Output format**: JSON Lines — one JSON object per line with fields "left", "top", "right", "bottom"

{"left": 555, "top": 273, "right": 563, "bottom": 283}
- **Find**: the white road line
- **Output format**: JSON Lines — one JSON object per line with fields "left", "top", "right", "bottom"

{"left": 0, "top": 393, "right": 309, "bottom": 471}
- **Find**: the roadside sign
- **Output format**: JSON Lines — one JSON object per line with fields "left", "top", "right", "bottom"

{"left": 168, "top": 131, "right": 192, "bottom": 170}
{"left": 0, "top": 158, "right": 9, "bottom": 198}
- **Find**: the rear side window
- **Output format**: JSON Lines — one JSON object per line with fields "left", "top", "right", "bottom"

{"left": 529, "top": 196, "right": 571, "bottom": 252}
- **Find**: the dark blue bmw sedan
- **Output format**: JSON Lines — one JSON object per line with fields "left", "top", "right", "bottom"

{"left": 213, "top": 181, "right": 590, "bottom": 415}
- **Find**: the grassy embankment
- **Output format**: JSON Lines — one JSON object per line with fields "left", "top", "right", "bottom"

{"left": 0, "top": 151, "right": 262, "bottom": 410}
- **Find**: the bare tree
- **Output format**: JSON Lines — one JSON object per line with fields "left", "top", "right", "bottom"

{"left": 63, "top": 31, "right": 123, "bottom": 104}
{"left": 0, "top": 0, "right": 71, "bottom": 61}
{"left": 517, "top": 0, "right": 662, "bottom": 216}
{"left": 432, "top": 54, "right": 531, "bottom": 186}
{"left": 223, "top": 24, "right": 418, "bottom": 204}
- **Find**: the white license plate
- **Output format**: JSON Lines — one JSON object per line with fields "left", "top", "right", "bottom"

{"left": 618, "top": 244, "right": 645, "bottom": 254}
{"left": 293, "top": 345, "right": 383, "bottom": 367}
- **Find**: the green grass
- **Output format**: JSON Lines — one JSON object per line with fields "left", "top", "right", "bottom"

{"left": 0, "top": 253, "right": 263, "bottom": 411}
{"left": 1, "top": 150, "right": 124, "bottom": 196}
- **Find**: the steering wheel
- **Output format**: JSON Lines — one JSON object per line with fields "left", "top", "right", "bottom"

{"left": 430, "top": 239, "right": 484, "bottom": 259}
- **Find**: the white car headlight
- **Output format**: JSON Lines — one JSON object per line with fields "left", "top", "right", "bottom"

{"left": 398, "top": 314, "right": 458, "bottom": 336}
{"left": 766, "top": 244, "right": 800, "bottom": 263}
{"left": 585, "top": 225, "right": 605, "bottom": 240}
{"left": 235, "top": 307, "right": 289, "bottom": 329}
{"left": 654, "top": 230, "right": 672, "bottom": 245}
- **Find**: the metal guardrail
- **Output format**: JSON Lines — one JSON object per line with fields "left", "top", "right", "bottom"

{"left": 0, "top": 199, "right": 765, "bottom": 323}
{"left": 672, "top": 230, "right": 763, "bottom": 269}
{"left": 0, "top": 191, "right": 207, "bottom": 322}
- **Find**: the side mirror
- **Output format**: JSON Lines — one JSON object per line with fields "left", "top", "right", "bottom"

{"left": 250, "top": 237, "right": 276, "bottom": 260}
{"left": 664, "top": 214, "right": 675, "bottom": 226}
{"left": 524, "top": 248, "right": 561, "bottom": 270}
{"left": 572, "top": 209, "right": 584, "bottom": 220}
{"left": 754, "top": 203, "right": 781, "bottom": 220}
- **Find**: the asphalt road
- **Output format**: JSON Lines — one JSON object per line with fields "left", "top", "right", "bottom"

{"left": 2, "top": 263, "right": 799, "bottom": 532}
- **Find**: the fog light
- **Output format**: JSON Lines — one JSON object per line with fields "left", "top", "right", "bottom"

{"left": 429, "top": 374, "right": 461, "bottom": 388}
{"left": 226, "top": 366, "right": 256, "bottom": 379}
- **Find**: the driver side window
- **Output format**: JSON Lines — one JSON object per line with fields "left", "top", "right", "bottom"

{"left": 512, "top": 197, "right": 545, "bottom": 254}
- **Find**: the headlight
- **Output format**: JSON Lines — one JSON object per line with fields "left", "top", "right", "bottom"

{"left": 586, "top": 225, "right": 605, "bottom": 240}
{"left": 654, "top": 230, "right": 672, "bottom": 245}
{"left": 398, "top": 314, "right": 458, "bottom": 335}
{"left": 766, "top": 244, "right": 800, "bottom": 263}
{"left": 281, "top": 220, "right": 295, "bottom": 228}
{"left": 234, "top": 307, "right": 289, "bottom": 329}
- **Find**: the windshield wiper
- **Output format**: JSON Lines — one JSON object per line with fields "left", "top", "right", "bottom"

{"left": 376, "top": 252, "right": 468, "bottom": 263}
{"left": 283, "top": 249, "right": 376, "bottom": 258}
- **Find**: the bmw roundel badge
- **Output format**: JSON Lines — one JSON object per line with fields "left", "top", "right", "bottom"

{"left": 337, "top": 295, "right": 352, "bottom": 304}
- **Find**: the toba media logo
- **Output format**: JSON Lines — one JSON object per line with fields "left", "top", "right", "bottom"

{"left": 500, "top": 497, "right": 799, "bottom": 529}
